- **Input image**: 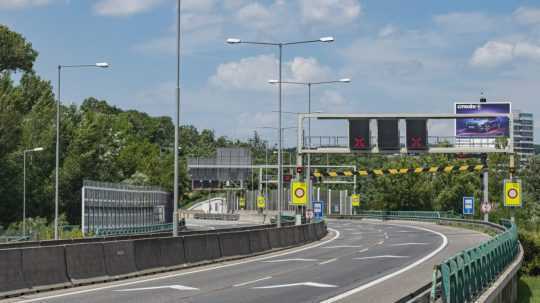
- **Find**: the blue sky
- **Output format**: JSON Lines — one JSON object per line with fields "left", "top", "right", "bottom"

{"left": 1, "top": 0, "right": 539, "bottom": 144}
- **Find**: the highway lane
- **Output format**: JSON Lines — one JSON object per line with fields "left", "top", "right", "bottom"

{"left": 8, "top": 220, "right": 452, "bottom": 303}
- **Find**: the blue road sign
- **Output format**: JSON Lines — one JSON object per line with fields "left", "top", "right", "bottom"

{"left": 463, "top": 196, "right": 474, "bottom": 215}
{"left": 313, "top": 201, "right": 323, "bottom": 219}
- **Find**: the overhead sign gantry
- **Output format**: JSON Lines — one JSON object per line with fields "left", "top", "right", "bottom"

{"left": 296, "top": 113, "right": 514, "bottom": 155}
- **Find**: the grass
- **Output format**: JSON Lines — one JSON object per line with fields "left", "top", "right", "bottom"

{"left": 519, "top": 275, "right": 540, "bottom": 303}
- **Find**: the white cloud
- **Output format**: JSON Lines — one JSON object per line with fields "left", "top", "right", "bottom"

{"left": 470, "top": 41, "right": 540, "bottom": 67}
{"left": 299, "top": 0, "right": 361, "bottom": 26}
{"left": 0, "top": 0, "right": 52, "bottom": 9}
{"left": 378, "top": 24, "right": 398, "bottom": 38}
{"left": 94, "top": 0, "right": 164, "bottom": 17}
{"left": 470, "top": 41, "right": 514, "bottom": 67}
{"left": 434, "top": 12, "right": 495, "bottom": 33}
{"left": 235, "top": 2, "right": 273, "bottom": 29}
{"left": 318, "top": 90, "right": 348, "bottom": 113}
{"left": 210, "top": 54, "right": 332, "bottom": 91}
{"left": 513, "top": 6, "right": 540, "bottom": 25}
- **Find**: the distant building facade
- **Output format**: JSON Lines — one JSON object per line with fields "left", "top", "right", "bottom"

{"left": 513, "top": 111, "right": 534, "bottom": 167}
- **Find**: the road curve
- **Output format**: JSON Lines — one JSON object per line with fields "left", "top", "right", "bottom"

{"left": 5, "top": 220, "right": 488, "bottom": 303}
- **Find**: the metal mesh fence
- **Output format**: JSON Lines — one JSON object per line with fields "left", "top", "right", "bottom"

{"left": 81, "top": 180, "right": 172, "bottom": 235}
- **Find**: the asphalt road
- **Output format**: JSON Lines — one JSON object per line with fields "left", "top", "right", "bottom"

{"left": 7, "top": 220, "right": 488, "bottom": 303}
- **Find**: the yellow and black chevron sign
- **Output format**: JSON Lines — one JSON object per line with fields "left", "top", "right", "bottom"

{"left": 312, "top": 164, "right": 484, "bottom": 178}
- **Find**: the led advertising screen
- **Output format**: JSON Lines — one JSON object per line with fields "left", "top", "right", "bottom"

{"left": 455, "top": 103, "right": 510, "bottom": 137}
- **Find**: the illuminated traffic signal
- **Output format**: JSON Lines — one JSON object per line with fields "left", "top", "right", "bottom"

{"left": 349, "top": 119, "right": 370, "bottom": 151}
{"left": 406, "top": 119, "right": 428, "bottom": 150}
{"left": 377, "top": 119, "right": 399, "bottom": 150}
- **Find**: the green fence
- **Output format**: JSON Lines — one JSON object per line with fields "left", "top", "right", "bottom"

{"left": 95, "top": 223, "right": 173, "bottom": 236}
{"left": 431, "top": 219, "right": 518, "bottom": 303}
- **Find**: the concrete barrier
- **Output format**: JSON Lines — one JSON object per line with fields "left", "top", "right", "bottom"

{"left": 134, "top": 238, "right": 163, "bottom": 271}
{"left": 103, "top": 241, "right": 136, "bottom": 277}
{"left": 248, "top": 229, "right": 270, "bottom": 253}
{"left": 184, "top": 234, "right": 221, "bottom": 263}
{"left": 267, "top": 228, "right": 282, "bottom": 248}
{"left": 219, "top": 231, "right": 251, "bottom": 257}
{"left": 22, "top": 246, "right": 70, "bottom": 290}
{"left": 65, "top": 243, "right": 107, "bottom": 284}
{"left": 0, "top": 249, "right": 28, "bottom": 294}
{"left": 1, "top": 222, "right": 326, "bottom": 298}
{"left": 158, "top": 237, "right": 185, "bottom": 267}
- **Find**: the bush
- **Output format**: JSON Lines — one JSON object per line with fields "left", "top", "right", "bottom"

{"left": 520, "top": 230, "right": 540, "bottom": 276}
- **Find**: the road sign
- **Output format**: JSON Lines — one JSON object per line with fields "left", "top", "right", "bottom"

{"left": 504, "top": 179, "right": 522, "bottom": 207}
{"left": 291, "top": 181, "right": 307, "bottom": 205}
{"left": 239, "top": 197, "right": 246, "bottom": 208}
{"left": 257, "top": 195, "right": 266, "bottom": 209}
{"left": 463, "top": 196, "right": 474, "bottom": 215}
{"left": 296, "top": 166, "right": 303, "bottom": 174}
{"left": 306, "top": 209, "right": 314, "bottom": 219}
{"left": 313, "top": 201, "right": 323, "bottom": 219}
{"left": 351, "top": 194, "right": 360, "bottom": 207}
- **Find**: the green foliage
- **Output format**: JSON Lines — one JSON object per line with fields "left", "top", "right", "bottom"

{"left": 0, "top": 25, "right": 38, "bottom": 73}
{"left": 520, "top": 231, "right": 540, "bottom": 276}
{"left": 518, "top": 275, "right": 540, "bottom": 303}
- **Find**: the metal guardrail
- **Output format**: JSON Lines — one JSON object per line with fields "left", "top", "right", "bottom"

{"left": 353, "top": 210, "right": 460, "bottom": 220}
{"left": 0, "top": 235, "right": 31, "bottom": 243}
{"left": 431, "top": 219, "right": 518, "bottom": 303}
{"left": 95, "top": 222, "right": 176, "bottom": 236}
{"left": 329, "top": 213, "right": 519, "bottom": 303}
{"left": 192, "top": 213, "right": 240, "bottom": 221}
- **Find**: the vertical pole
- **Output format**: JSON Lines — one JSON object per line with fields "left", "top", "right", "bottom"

{"left": 54, "top": 66, "right": 61, "bottom": 240}
{"left": 258, "top": 167, "right": 263, "bottom": 193}
{"left": 277, "top": 44, "right": 283, "bottom": 228}
{"left": 81, "top": 186, "right": 85, "bottom": 237}
{"left": 265, "top": 148, "right": 268, "bottom": 200}
{"left": 307, "top": 84, "right": 312, "bottom": 212}
{"left": 23, "top": 151, "right": 26, "bottom": 237}
{"left": 482, "top": 154, "right": 489, "bottom": 222}
{"left": 510, "top": 154, "right": 516, "bottom": 222}
{"left": 173, "top": 0, "right": 181, "bottom": 236}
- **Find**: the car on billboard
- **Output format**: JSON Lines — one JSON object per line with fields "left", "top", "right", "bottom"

{"left": 464, "top": 118, "right": 502, "bottom": 133}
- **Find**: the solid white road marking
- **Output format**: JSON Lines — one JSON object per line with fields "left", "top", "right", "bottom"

{"left": 353, "top": 255, "right": 409, "bottom": 260}
{"left": 389, "top": 242, "right": 429, "bottom": 247}
{"left": 15, "top": 228, "right": 341, "bottom": 303}
{"left": 233, "top": 276, "right": 272, "bottom": 287}
{"left": 384, "top": 232, "right": 389, "bottom": 239}
{"left": 358, "top": 248, "right": 369, "bottom": 253}
{"left": 115, "top": 285, "right": 199, "bottom": 292}
{"left": 319, "top": 258, "right": 338, "bottom": 265}
{"left": 320, "top": 223, "right": 448, "bottom": 303}
{"left": 322, "top": 245, "right": 363, "bottom": 248}
{"left": 253, "top": 282, "right": 338, "bottom": 289}
{"left": 263, "top": 258, "right": 318, "bottom": 263}
{"left": 377, "top": 240, "right": 384, "bottom": 245}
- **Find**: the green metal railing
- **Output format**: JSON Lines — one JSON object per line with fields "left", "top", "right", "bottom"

{"left": 95, "top": 223, "right": 173, "bottom": 236}
{"left": 431, "top": 219, "right": 518, "bottom": 303}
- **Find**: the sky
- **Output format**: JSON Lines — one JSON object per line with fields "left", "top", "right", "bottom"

{"left": 1, "top": 0, "right": 539, "bottom": 145}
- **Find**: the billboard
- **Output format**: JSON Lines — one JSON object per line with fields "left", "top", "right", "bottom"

{"left": 455, "top": 103, "right": 510, "bottom": 137}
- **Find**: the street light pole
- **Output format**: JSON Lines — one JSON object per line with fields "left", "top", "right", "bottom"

{"left": 55, "top": 62, "right": 109, "bottom": 240}
{"left": 173, "top": 0, "right": 182, "bottom": 237}
{"left": 23, "top": 147, "right": 44, "bottom": 237}
{"left": 227, "top": 36, "right": 334, "bottom": 227}
{"left": 267, "top": 78, "right": 350, "bottom": 211}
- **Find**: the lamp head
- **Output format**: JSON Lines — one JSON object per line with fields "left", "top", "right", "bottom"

{"left": 226, "top": 38, "right": 241, "bottom": 44}
{"left": 339, "top": 78, "right": 351, "bottom": 83}
{"left": 319, "top": 36, "right": 335, "bottom": 43}
{"left": 95, "top": 62, "right": 109, "bottom": 68}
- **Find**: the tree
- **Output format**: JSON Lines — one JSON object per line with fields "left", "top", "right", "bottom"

{"left": 0, "top": 25, "right": 38, "bottom": 73}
